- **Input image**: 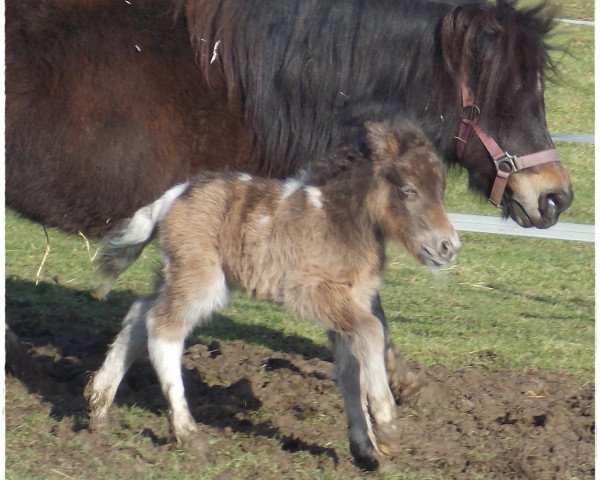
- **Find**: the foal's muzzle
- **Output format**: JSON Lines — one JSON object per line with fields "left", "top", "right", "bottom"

{"left": 419, "top": 232, "right": 461, "bottom": 267}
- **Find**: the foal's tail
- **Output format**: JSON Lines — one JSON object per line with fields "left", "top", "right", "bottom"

{"left": 91, "top": 182, "right": 189, "bottom": 300}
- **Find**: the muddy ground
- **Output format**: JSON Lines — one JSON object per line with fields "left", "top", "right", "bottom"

{"left": 5, "top": 319, "right": 594, "bottom": 480}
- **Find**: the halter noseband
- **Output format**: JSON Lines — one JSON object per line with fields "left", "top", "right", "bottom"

{"left": 455, "top": 81, "right": 560, "bottom": 207}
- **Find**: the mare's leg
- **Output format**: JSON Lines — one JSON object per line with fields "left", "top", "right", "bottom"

{"left": 147, "top": 268, "right": 228, "bottom": 446}
{"left": 371, "top": 294, "right": 425, "bottom": 405}
{"left": 85, "top": 297, "right": 154, "bottom": 431}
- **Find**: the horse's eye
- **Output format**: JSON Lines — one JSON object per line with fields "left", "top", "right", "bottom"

{"left": 399, "top": 185, "right": 417, "bottom": 197}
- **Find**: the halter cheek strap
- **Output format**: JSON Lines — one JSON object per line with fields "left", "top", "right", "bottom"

{"left": 456, "top": 81, "right": 560, "bottom": 207}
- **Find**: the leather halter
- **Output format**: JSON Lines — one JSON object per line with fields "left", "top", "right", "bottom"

{"left": 455, "top": 81, "right": 560, "bottom": 207}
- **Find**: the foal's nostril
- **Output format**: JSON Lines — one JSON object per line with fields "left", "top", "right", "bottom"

{"left": 438, "top": 239, "right": 454, "bottom": 261}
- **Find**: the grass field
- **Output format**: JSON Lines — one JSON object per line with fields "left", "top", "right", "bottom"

{"left": 5, "top": 203, "right": 594, "bottom": 379}
{"left": 520, "top": 0, "right": 594, "bottom": 20}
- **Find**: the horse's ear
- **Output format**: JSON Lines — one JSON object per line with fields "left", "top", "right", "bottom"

{"left": 364, "top": 122, "right": 399, "bottom": 162}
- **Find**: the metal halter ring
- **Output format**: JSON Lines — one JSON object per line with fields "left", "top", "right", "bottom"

{"left": 493, "top": 152, "right": 518, "bottom": 174}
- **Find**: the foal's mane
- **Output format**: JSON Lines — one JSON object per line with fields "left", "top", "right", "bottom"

{"left": 184, "top": 0, "right": 556, "bottom": 175}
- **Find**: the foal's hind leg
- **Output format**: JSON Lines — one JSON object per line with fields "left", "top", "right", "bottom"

{"left": 371, "top": 294, "right": 426, "bottom": 405}
{"left": 85, "top": 297, "right": 154, "bottom": 431}
{"left": 147, "top": 269, "right": 228, "bottom": 448}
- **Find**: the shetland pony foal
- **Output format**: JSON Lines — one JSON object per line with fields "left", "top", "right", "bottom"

{"left": 85, "top": 122, "right": 460, "bottom": 468}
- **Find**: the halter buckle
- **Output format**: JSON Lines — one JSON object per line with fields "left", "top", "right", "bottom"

{"left": 494, "top": 152, "right": 518, "bottom": 174}
{"left": 460, "top": 104, "right": 480, "bottom": 121}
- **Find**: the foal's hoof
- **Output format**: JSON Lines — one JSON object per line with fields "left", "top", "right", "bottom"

{"left": 84, "top": 375, "right": 111, "bottom": 433}
{"left": 350, "top": 441, "right": 379, "bottom": 471}
{"left": 349, "top": 440, "right": 394, "bottom": 471}
{"left": 374, "top": 423, "right": 402, "bottom": 458}
{"left": 175, "top": 429, "right": 213, "bottom": 461}
{"left": 88, "top": 413, "right": 110, "bottom": 434}
{"left": 170, "top": 414, "right": 213, "bottom": 460}
{"left": 90, "top": 284, "right": 110, "bottom": 301}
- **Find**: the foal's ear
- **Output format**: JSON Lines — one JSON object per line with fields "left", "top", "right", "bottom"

{"left": 364, "top": 121, "right": 400, "bottom": 162}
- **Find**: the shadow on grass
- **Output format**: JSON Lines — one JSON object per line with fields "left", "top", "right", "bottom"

{"left": 6, "top": 277, "right": 333, "bottom": 364}
{"left": 6, "top": 277, "right": 338, "bottom": 463}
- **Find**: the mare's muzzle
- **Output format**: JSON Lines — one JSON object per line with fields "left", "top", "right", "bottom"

{"left": 456, "top": 82, "right": 560, "bottom": 208}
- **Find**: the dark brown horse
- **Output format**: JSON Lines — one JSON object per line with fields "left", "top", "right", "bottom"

{"left": 6, "top": 0, "right": 573, "bottom": 240}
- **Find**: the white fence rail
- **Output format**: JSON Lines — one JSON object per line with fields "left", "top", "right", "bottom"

{"left": 449, "top": 213, "right": 594, "bottom": 243}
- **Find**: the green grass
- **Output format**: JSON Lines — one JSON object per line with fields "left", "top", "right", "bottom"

{"left": 519, "top": 0, "right": 594, "bottom": 20}
{"left": 6, "top": 210, "right": 594, "bottom": 378}
{"left": 546, "top": 25, "right": 594, "bottom": 134}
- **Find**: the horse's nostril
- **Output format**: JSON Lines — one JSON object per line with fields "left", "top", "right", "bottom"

{"left": 439, "top": 239, "right": 454, "bottom": 261}
{"left": 541, "top": 189, "right": 574, "bottom": 215}
{"left": 545, "top": 194, "right": 559, "bottom": 212}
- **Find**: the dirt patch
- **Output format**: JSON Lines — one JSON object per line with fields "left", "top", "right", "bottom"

{"left": 6, "top": 331, "right": 594, "bottom": 479}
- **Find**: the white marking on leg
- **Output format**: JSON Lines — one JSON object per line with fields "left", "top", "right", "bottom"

{"left": 148, "top": 336, "right": 197, "bottom": 441}
{"left": 353, "top": 320, "right": 396, "bottom": 427}
{"left": 180, "top": 272, "right": 229, "bottom": 332}
{"left": 87, "top": 298, "right": 152, "bottom": 419}
{"left": 304, "top": 186, "right": 323, "bottom": 209}
{"left": 238, "top": 173, "right": 252, "bottom": 182}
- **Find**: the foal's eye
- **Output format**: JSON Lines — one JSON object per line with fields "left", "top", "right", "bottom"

{"left": 399, "top": 185, "right": 417, "bottom": 198}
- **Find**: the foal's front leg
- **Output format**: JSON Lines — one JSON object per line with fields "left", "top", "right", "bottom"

{"left": 328, "top": 310, "right": 399, "bottom": 469}
{"left": 351, "top": 314, "right": 400, "bottom": 451}
{"left": 371, "top": 294, "right": 426, "bottom": 405}
{"left": 328, "top": 331, "right": 377, "bottom": 468}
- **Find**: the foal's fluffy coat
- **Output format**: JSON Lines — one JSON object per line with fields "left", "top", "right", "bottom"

{"left": 86, "top": 121, "right": 460, "bottom": 468}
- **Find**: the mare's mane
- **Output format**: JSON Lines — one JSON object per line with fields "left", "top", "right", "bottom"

{"left": 440, "top": 1, "right": 556, "bottom": 124}
{"left": 185, "top": 0, "right": 556, "bottom": 175}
